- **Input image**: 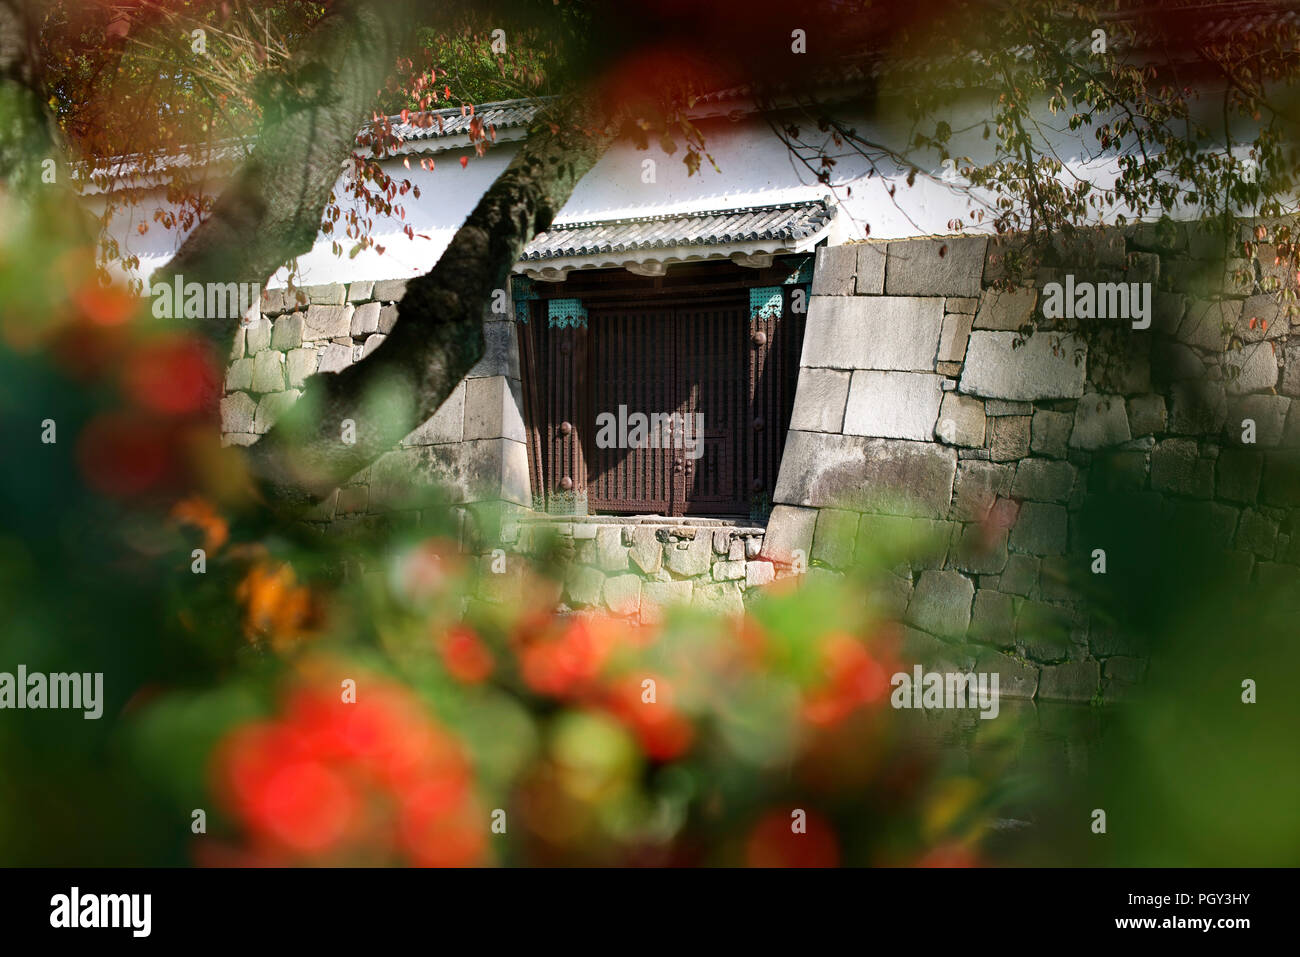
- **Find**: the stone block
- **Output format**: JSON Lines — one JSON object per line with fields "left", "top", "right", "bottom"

{"left": 258, "top": 288, "right": 289, "bottom": 315}
{"left": 1126, "top": 394, "right": 1167, "bottom": 436}
{"left": 368, "top": 439, "right": 529, "bottom": 510}
{"left": 1011, "top": 458, "right": 1076, "bottom": 503}
{"left": 811, "top": 244, "right": 857, "bottom": 295}
{"left": 959, "top": 331, "right": 1087, "bottom": 400}
{"left": 788, "top": 368, "right": 850, "bottom": 433}
{"left": 1225, "top": 340, "right": 1279, "bottom": 394}
{"left": 1015, "top": 600, "right": 1074, "bottom": 661}
{"left": 402, "top": 381, "right": 465, "bottom": 446}
{"left": 245, "top": 317, "right": 272, "bottom": 354}
{"left": 226, "top": 357, "right": 254, "bottom": 392}
{"left": 988, "top": 415, "right": 1031, "bottom": 461}
{"left": 220, "top": 392, "right": 257, "bottom": 433}
{"left": 905, "top": 569, "right": 975, "bottom": 637}
{"left": 271, "top": 313, "right": 304, "bottom": 351}
{"left": 812, "top": 507, "right": 859, "bottom": 569}
{"left": 953, "top": 523, "right": 1008, "bottom": 574}
{"left": 973, "top": 287, "right": 1037, "bottom": 330}
{"left": 1000, "top": 553, "right": 1039, "bottom": 597}
{"left": 1216, "top": 448, "right": 1263, "bottom": 503}
{"left": 1030, "top": 410, "right": 1073, "bottom": 458}
{"left": 843, "top": 371, "right": 944, "bottom": 440}
{"left": 1167, "top": 378, "right": 1227, "bottom": 434}
{"left": 1037, "top": 660, "right": 1100, "bottom": 702}
{"left": 1283, "top": 343, "right": 1300, "bottom": 396}
{"left": 306, "top": 283, "right": 346, "bottom": 306}
{"left": 855, "top": 243, "right": 888, "bottom": 294}
{"left": 467, "top": 320, "right": 521, "bottom": 379}
{"left": 1151, "top": 438, "right": 1215, "bottom": 497}
{"left": 1069, "top": 393, "right": 1132, "bottom": 449}
{"left": 640, "top": 580, "right": 693, "bottom": 624}
{"left": 745, "top": 561, "right": 776, "bottom": 589}
{"left": 665, "top": 535, "right": 713, "bottom": 577}
{"left": 603, "top": 574, "right": 642, "bottom": 616}
{"left": 899, "top": 628, "right": 978, "bottom": 673}
{"left": 630, "top": 526, "right": 665, "bottom": 575}
{"left": 952, "top": 461, "right": 1013, "bottom": 522}
{"left": 378, "top": 304, "right": 399, "bottom": 334}
{"left": 885, "top": 237, "right": 988, "bottom": 296}
{"left": 1152, "top": 341, "right": 1206, "bottom": 386}
{"left": 693, "top": 581, "right": 745, "bottom": 617}
{"left": 1178, "top": 299, "right": 1235, "bottom": 351}
{"left": 566, "top": 565, "right": 605, "bottom": 607}
{"left": 1009, "top": 502, "right": 1068, "bottom": 555}
{"left": 372, "top": 279, "right": 408, "bottom": 301}
{"left": 285, "top": 348, "right": 319, "bottom": 388}
{"left": 761, "top": 504, "right": 817, "bottom": 564}
{"left": 938, "top": 313, "right": 973, "bottom": 362}
{"left": 969, "top": 590, "right": 1016, "bottom": 648}
{"left": 304, "top": 304, "right": 354, "bottom": 340}
{"left": 935, "top": 393, "right": 986, "bottom": 447}
{"left": 1237, "top": 294, "right": 1285, "bottom": 341}
{"left": 975, "top": 649, "right": 1039, "bottom": 699}
{"left": 596, "top": 526, "right": 629, "bottom": 572}
{"left": 317, "top": 342, "right": 354, "bottom": 374}
{"left": 252, "top": 349, "right": 286, "bottom": 393}
{"left": 347, "top": 280, "right": 375, "bottom": 303}
{"left": 800, "top": 296, "right": 943, "bottom": 371}
{"left": 712, "top": 560, "right": 746, "bottom": 581}
{"left": 464, "top": 375, "right": 526, "bottom": 442}
{"left": 773, "top": 432, "right": 957, "bottom": 517}
{"left": 253, "top": 389, "right": 301, "bottom": 433}
{"left": 857, "top": 513, "right": 952, "bottom": 568}
{"left": 350, "top": 301, "right": 382, "bottom": 336}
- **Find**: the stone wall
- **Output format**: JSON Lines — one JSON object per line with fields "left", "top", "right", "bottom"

{"left": 220, "top": 223, "right": 1300, "bottom": 704}
{"left": 220, "top": 279, "right": 530, "bottom": 532}
{"left": 764, "top": 226, "right": 1300, "bottom": 703}
{"left": 494, "top": 517, "right": 770, "bottom": 624}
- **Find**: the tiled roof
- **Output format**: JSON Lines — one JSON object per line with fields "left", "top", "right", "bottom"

{"left": 519, "top": 200, "right": 836, "bottom": 261}
{"left": 365, "top": 98, "right": 546, "bottom": 145}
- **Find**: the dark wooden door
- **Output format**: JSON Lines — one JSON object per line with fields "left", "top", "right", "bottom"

{"left": 675, "top": 303, "right": 747, "bottom": 515}
{"left": 520, "top": 272, "right": 806, "bottom": 519}
{"left": 587, "top": 305, "right": 676, "bottom": 514}
{"left": 585, "top": 302, "right": 749, "bottom": 516}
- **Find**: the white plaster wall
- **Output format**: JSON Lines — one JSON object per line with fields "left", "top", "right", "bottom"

{"left": 97, "top": 92, "right": 1263, "bottom": 291}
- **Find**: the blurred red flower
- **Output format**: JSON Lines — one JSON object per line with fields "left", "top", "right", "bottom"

{"left": 518, "top": 615, "right": 621, "bottom": 698}
{"left": 603, "top": 672, "right": 694, "bottom": 761}
{"left": 746, "top": 808, "right": 839, "bottom": 867}
{"left": 123, "top": 334, "right": 219, "bottom": 417}
{"left": 76, "top": 411, "right": 175, "bottom": 497}
{"left": 439, "top": 626, "right": 495, "bottom": 684}
{"left": 74, "top": 281, "right": 137, "bottom": 326}
{"left": 802, "top": 632, "right": 892, "bottom": 728}
{"left": 210, "top": 680, "right": 484, "bottom": 866}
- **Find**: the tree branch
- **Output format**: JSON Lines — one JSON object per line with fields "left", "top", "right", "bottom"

{"left": 243, "top": 95, "right": 618, "bottom": 513}
{"left": 154, "top": 0, "right": 430, "bottom": 326}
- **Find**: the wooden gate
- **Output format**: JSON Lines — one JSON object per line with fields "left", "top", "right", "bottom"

{"left": 519, "top": 265, "right": 806, "bottom": 518}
